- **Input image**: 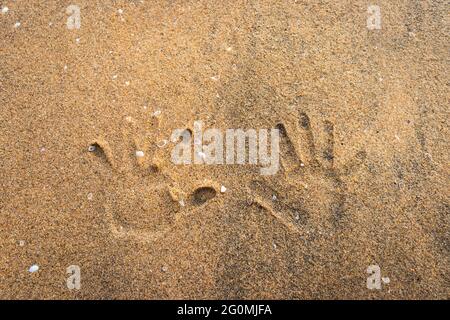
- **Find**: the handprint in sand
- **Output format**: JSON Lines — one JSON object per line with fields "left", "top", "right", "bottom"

{"left": 88, "top": 116, "right": 218, "bottom": 243}
{"left": 248, "top": 110, "right": 366, "bottom": 234}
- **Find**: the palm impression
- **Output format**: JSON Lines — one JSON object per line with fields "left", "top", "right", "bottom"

{"left": 88, "top": 116, "right": 218, "bottom": 243}
{"left": 248, "top": 110, "right": 366, "bottom": 235}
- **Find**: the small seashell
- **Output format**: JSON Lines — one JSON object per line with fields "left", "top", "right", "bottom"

{"left": 28, "top": 265, "right": 39, "bottom": 273}
{"left": 135, "top": 150, "right": 145, "bottom": 158}
{"left": 157, "top": 140, "right": 168, "bottom": 148}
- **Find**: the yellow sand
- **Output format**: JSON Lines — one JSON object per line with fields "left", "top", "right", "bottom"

{"left": 0, "top": 0, "right": 448, "bottom": 299}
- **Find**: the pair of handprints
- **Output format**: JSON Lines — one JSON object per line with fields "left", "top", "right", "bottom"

{"left": 89, "top": 111, "right": 365, "bottom": 242}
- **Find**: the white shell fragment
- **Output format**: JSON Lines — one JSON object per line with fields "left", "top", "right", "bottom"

{"left": 220, "top": 185, "right": 227, "bottom": 193}
{"left": 135, "top": 150, "right": 145, "bottom": 158}
{"left": 88, "top": 145, "right": 96, "bottom": 152}
{"left": 28, "top": 265, "right": 39, "bottom": 273}
{"left": 157, "top": 140, "right": 168, "bottom": 148}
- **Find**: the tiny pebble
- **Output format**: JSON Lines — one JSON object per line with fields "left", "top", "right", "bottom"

{"left": 272, "top": 194, "right": 277, "bottom": 201}
{"left": 118, "top": 9, "right": 124, "bottom": 14}
{"left": 152, "top": 110, "right": 161, "bottom": 117}
{"left": 14, "top": 22, "right": 21, "bottom": 28}
{"left": 87, "top": 193, "right": 93, "bottom": 201}
{"left": 179, "top": 199, "right": 185, "bottom": 207}
{"left": 220, "top": 185, "right": 227, "bottom": 193}
{"left": 88, "top": 145, "right": 96, "bottom": 152}
{"left": 161, "top": 265, "right": 168, "bottom": 272}
{"left": 1, "top": 6, "right": 9, "bottom": 14}
{"left": 18, "top": 240, "right": 25, "bottom": 247}
{"left": 28, "top": 265, "right": 39, "bottom": 273}
{"left": 136, "top": 150, "right": 145, "bottom": 158}
{"left": 210, "top": 75, "right": 219, "bottom": 81}
{"left": 125, "top": 81, "right": 130, "bottom": 86}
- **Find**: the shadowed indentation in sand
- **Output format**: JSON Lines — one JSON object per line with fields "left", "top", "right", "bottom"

{"left": 190, "top": 187, "right": 217, "bottom": 206}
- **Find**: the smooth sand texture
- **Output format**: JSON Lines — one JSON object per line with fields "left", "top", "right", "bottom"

{"left": 0, "top": 0, "right": 448, "bottom": 299}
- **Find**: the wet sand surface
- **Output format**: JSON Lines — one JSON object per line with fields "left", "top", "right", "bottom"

{"left": 0, "top": 0, "right": 448, "bottom": 299}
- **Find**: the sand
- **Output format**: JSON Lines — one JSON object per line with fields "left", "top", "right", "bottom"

{"left": 0, "top": 0, "right": 448, "bottom": 299}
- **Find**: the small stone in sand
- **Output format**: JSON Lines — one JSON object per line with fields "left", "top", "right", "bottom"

{"left": 220, "top": 185, "right": 227, "bottom": 193}
{"left": 88, "top": 145, "right": 96, "bottom": 152}
{"left": 14, "top": 22, "right": 21, "bottom": 28}
{"left": 161, "top": 265, "right": 168, "bottom": 272}
{"left": 272, "top": 194, "right": 277, "bottom": 201}
{"left": 28, "top": 265, "right": 39, "bottom": 273}
{"left": 87, "top": 193, "right": 93, "bottom": 201}
{"left": 1, "top": 6, "right": 9, "bottom": 14}
{"left": 18, "top": 240, "right": 25, "bottom": 247}
{"left": 118, "top": 9, "right": 124, "bottom": 14}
